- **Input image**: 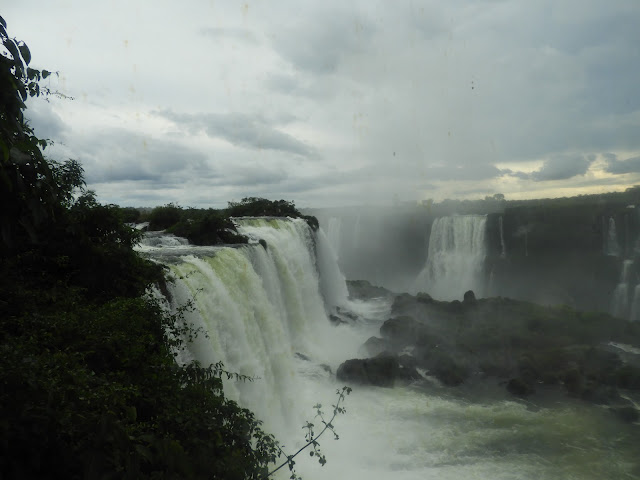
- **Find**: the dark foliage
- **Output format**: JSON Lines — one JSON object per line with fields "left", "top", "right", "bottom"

{"left": 145, "top": 198, "right": 319, "bottom": 245}
{"left": 148, "top": 203, "right": 183, "bottom": 230}
{"left": 168, "top": 208, "right": 248, "bottom": 245}
{"left": 0, "top": 18, "right": 286, "bottom": 479}
{"left": 226, "top": 197, "right": 302, "bottom": 217}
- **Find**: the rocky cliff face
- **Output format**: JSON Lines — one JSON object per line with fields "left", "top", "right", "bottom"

{"left": 485, "top": 201, "right": 640, "bottom": 314}
{"left": 314, "top": 192, "right": 640, "bottom": 316}
{"left": 338, "top": 286, "right": 640, "bottom": 421}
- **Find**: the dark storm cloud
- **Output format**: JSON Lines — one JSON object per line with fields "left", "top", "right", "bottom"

{"left": 506, "top": 155, "right": 594, "bottom": 182}
{"left": 158, "top": 110, "right": 318, "bottom": 159}
{"left": 72, "top": 128, "right": 211, "bottom": 185}
{"left": 24, "top": 101, "right": 67, "bottom": 142}
{"left": 605, "top": 155, "right": 640, "bottom": 175}
{"left": 531, "top": 155, "right": 594, "bottom": 181}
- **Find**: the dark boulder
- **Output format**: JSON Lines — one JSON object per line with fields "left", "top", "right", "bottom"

{"left": 380, "top": 315, "right": 428, "bottom": 348}
{"left": 346, "top": 280, "right": 392, "bottom": 300}
{"left": 507, "top": 377, "right": 535, "bottom": 396}
{"left": 390, "top": 293, "right": 417, "bottom": 314}
{"left": 336, "top": 356, "right": 401, "bottom": 388}
{"left": 463, "top": 290, "right": 476, "bottom": 304}
{"left": 361, "top": 336, "right": 390, "bottom": 357}
{"left": 422, "top": 350, "right": 470, "bottom": 386}
{"left": 336, "top": 354, "right": 422, "bottom": 387}
{"left": 416, "top": 292, "right": 433, "bottom": 304}
{"left": 329, "top": 314, "right": 347, "bottom": 325}
{"left": 398, "top": 354, "right": 419, "bottom": 370}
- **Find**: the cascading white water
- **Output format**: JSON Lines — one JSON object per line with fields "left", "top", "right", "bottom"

{"left": 498, "top": 216, "right": 506, "bottom": 258}
{"left": 139, "top": 231, "right": 190, "bottom": 248}
{"left": 606, "top": 217, "right": 621, "bottom": 256}
{"left": 149, "top": 219, "right": 365, "bottom": 442}
{"left": 327, "top": 217, "right": 342, "bottom": 260}
{"left": 315, "top": 227, "right": 350, "bottom": 310}
{"left": 141, "top": 218, "right": 639, "bottom": 479}
{"left": 611, "top": 259, "right": 634, "bottom": 319}
{"left": 629, "top": 284, "right": 640, "bottom": 322}
{"left": 413, "top": 215, "right": 488, "bottom": 300}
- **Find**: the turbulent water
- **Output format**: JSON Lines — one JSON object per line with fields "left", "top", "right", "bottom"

{"left": 413, "top": 215, "right": 488, "bottom": 300}
{"left": 141, "top": 218, "right": 639, "bottom": 479}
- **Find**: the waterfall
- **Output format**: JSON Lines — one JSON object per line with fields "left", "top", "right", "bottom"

{"left": 327, "top": 217, "right": 342, "bottom": 259}
{"left": 606, "top": 217, "right": 621, "bottom": 256}
{"left": 611, "top": 259, "right": 634, "bottom": 319}
{"left": 140, "top": 216, "right": 640, "bottom": 479}
{"left": 314, "top": 227, "right": 350, "bottom": 310}
{"left": 353, "top": 215, "right": 362, "bottom": 250}
{"left": 147, "top": 218, "right": 359, "bottom": 439}
{"left": 413, "top": 215, "right": 488, "bottom": 300}
{"left": 629, "top": 285, "right": 640, "bottom": 322}
{"left": 499, "top": 215, "right": 506, "bottom": 258}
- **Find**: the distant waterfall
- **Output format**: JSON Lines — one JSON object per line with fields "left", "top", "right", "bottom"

{"left": 327, "top": 217, "right": 342, "bottom": 259}
{"left": 499, "top": 216, "right": 506, "bottom": 258}
{"left": 314, "top": 228, "right": 350, "bottom": 310}
{"left": 605, "top": 217, "right": 621, "bottom": 256}
{"left": 611, "top": 259, "right": 634, "bottom": 319}
{"left": 629, "top": 285, "right": 640, "bottom": 322}
{"left": 413, "top": 215, "right": 488, "bottom": 300}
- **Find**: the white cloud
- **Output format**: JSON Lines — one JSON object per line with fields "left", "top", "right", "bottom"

{"left": 5, "top": 0, "right": 640, "bottom": 207}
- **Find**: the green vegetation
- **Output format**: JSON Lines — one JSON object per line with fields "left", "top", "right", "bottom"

{"left": 143, "top": 197, "right": 319, "bottom": 246}
{"left": 1, "top": 17, "right": 342, "bottom": 479}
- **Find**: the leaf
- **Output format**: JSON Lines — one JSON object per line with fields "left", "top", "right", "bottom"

{"left": 42, "top": 70, "right": 51, "bottom": 79}
{"left": 18, "top": 42, "right": 31, "bottom": 65}
{"left": 4, "top": 38, "right": 21, "bottom": 64}
{"left": 0, "top": 15, "right": 6, "bottom": 28}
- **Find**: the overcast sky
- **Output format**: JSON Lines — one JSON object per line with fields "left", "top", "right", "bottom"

{"left": 5, "top": 1, "right": 640, "bottom": 208}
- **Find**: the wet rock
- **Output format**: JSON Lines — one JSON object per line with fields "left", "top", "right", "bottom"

{"left": 380, "top": 316, "right": 425, "bottom": 347}
{"left": 507, "top": 377, "right": 535, "bottom": 396}
{"left": 336, "top": 356, "right": 401, "bottom": 388}
{"left": 398, "top": 354, "right": 419, "bottom": 370}
{"left": 336, "top": 306, "right": 359, "bottom": 321}
{"left": 423, "top": 350, "right": 470, "bottom": 386}
{"left": 346, "top": 280, "right": 393, "bottom": 300}
{"left": 416, "top": 292, "right": 433, "bottom": 303}
{"left": 329, "top": 314, "right": 347, "bottom": 325}
{"left": 361, "top": 336, "right": 390, "bottom": 357}
{"left": 463, "top": 290, "right": 476, "bottom": 304}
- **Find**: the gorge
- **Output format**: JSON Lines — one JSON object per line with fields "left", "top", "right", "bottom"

{"left": 141, "top": 213, "right": 640, "bottom": 479}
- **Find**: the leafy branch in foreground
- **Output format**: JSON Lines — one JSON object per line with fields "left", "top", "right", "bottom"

{"left": 267, "top": 386, "right": 352, "bottom": 479}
